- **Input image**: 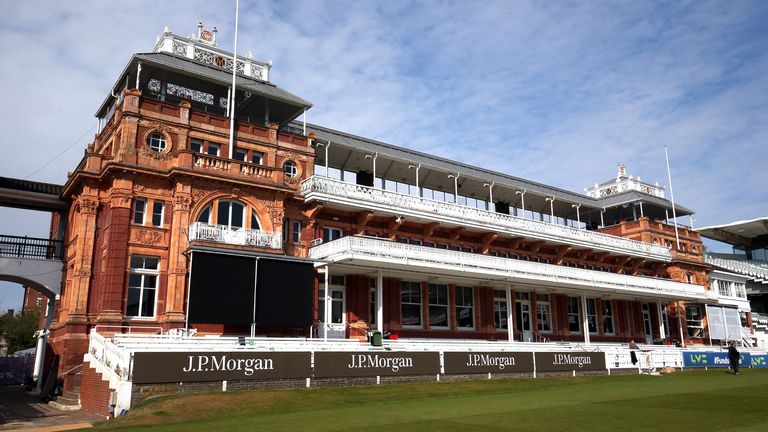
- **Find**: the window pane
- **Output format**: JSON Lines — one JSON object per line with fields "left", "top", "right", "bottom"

{"left": 230, "top": 202, "right": 244, "bottom": 228}
{"left": 141, "top": 289, "right": 155, "bottom": 317}
{"left": 217, "top": 201, "right": 230, "bottom": 225}
{"left": 198, "top": 206, "right": 211, "bottom": 223}
{"left": 429, "top": 306, "right": 449, "bottom": 327}
{"left": 251, "top": 211, "right": 260, "bottom": 230}
{"left": 234, "top": 149, "right": 247, "bottom": 161}
{"left": 190, "top": 138, "right": 203, "bottom": 152}
{"left": 252, "top": 152, "right": 264, "bottom": 164}
{"left": 152, "top": 201, "right": 164, "bottom": 227}
{"left": 144, "top": 257, "right": 159, "bottom": 270}
{"left": 133, "top": 200, "right": 145, "bottom": 224}
{"left": 207, "top": 144, "right": 220, "bottom": 156}
{"left": 126, "top": 288, "right": 141, "bottom": 316}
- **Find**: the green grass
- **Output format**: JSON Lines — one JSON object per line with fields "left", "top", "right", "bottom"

{"left": 93, "top": 370, "right": 768, "bottom": 431}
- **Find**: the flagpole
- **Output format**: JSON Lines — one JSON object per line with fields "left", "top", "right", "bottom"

{"left": 664, "top": 145, "right": 681, "bottom": 250}
{"left": 228, "top": 0, "right": 240, "bottom": 159}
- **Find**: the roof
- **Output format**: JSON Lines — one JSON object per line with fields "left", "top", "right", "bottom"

{"left": 698, "top": 217, "right": 768, "bottom": 245}
{"left": 96, "top": 52, "right": 312, "bottom": 116}
{"left": 0, "top": 176, "right": 63, "bottom": 196}
{"left": 705, "top": 254, "right": 768, "bottom": 283}
{"left": 306, "top": 123, "right": 693, "bottom": 215}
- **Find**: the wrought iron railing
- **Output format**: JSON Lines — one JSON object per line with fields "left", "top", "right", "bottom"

{"left": 302, "top": 176, "right": 672, "bottom": 261}
{"left": 0, "top": 235, "right": 63, "bottom": 260}
{"left": 188, "top": 222, "right": 282, "bottom": 249}
{"left": 310, "top": 236, "right": 710, "bottom": 300}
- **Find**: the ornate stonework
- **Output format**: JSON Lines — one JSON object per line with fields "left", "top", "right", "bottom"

{"left": 173, "top": 194, "right": 193, "bottom": 212}
{"left": 134, "top": 229, "right": 164, "bottom": 245}
{"left": 77, "top": 196, "right": 99, "bottom": 214}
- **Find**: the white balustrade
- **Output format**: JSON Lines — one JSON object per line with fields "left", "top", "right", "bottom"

{"left": 301, "top": 177, "right": 671, "bottom": 261}
{"left": 188, "top": 222, "right": 282, "bottom": 249}
{"left": 194, "top": 154, "right": 230, "bottom": 171}
{"left": 309, "top": 236, "right": 710, "bottom": 300}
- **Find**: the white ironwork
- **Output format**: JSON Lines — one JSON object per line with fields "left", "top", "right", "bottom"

{"left": 154, "top": 31, "right": 270, "bottom": 81}
{"left": 585, "top": 164, "right": 665, "bottom": 199}
{"left": 309, "top": 236, "right": 711, "bottom": 300}
{"left": 302, "top": 176, "right": 672, "bottom": 261}
{"left": 188, "top": 222, "right": 282, "bottom": 249}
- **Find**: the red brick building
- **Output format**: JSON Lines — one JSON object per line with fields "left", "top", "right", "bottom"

{"left": 32, "top": 25, "right": 720, "bottom": 415}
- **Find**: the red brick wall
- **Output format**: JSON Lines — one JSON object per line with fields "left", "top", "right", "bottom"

{"left": 80, "top": 366, "right": 112, "bottom": 418}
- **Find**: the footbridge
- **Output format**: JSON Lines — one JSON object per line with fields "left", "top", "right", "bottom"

{"left": 0, "top": 175, "right": 66, "bottom": 388}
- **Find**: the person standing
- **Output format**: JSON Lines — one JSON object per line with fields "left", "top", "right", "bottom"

{"left": 629, "top": 340, "right": 639, "bottom": 366}
{"left": 728, "top": 341, "right": 741, "bottom": 375}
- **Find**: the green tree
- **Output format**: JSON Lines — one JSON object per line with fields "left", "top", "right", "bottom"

{"left": 0, "top": 309, "right": 41, "bottom": 354}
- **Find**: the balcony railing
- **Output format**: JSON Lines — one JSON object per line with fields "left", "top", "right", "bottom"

{"left": 188, "top": 222, "right": 282, "bottom": 249}
{"left": 302, "top": 177, "right": 672, "bottom": 261}
{"left": 192, "top": 154, "right": 277, "bottom": 182}
{"left": 309, "top": 236, "right": 710, "bottom": 300}
{"left": 0, "top": 235, "right": 63, "bottom": 260}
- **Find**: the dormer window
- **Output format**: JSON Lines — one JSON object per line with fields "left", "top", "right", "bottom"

{"left": 147, "top": 133, "right": 167, "bottom": 152}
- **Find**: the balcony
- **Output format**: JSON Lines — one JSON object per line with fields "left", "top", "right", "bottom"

{"left": 188, "top": 222, "right": 282, "bottom": 249}
{"left": 309, "top": 236, "right": 710, "bottom": 301}
{"left": 191, "top": 153, "right": 280, "bottom": 183}
{"left": 301, "top": 177, "right": 672, "bottom": 262}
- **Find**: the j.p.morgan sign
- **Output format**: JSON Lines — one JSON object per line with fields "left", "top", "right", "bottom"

{"left": 132, "top": 352, "right": 311, "bottom": 384}
{"left": 443, "top": 352, "right": 534, "bottom": 374}
{"left": 535, "top": 352, "right": 606, "bottom": 372}
{"left": 314, "top": 352, "right": 440, "bottom": 377}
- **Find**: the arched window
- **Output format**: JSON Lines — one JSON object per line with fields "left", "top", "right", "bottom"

{"left": 686, "top": 272, "right": 695, "bottom": 284}
{"left": 147, "top": 133, "right": 167, "bottom": 152}
{"left": 197, "top": 205, "right": 212, "bottom": 224}
{"left": 195, "top": 199, "right": 262, "bottom": 230}
{"left": 251, "top": 209, "right": 261, "bottom": 230}
{"left": 217, "top": 200, "right": 244, "bottom": 229}
{"left": 283, "top": 160, "right": 297, "bottom": 178}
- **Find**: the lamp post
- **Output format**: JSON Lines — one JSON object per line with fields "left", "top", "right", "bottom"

{"left": 408, "top": 163, "right": 421, "bottom": 196}
{"left": 515, "top": 189, "right": 527, "bottom": 218}
{"left": 545, "top": 196, "right": 555, "bottom": 223}
{"left": 600, "top": 207, "right": 606, "bottom": 228}
{"left": 571, "top": 203, "right": 581, "bottom": 228}
{"left": 448, "top": 173, "right": 460, "bottom": 203}
{"left": 365, "top": 153, "right": 378, "bottom": 187}
{"left": 483, "top": 181, "right": 495, "bottom": 211}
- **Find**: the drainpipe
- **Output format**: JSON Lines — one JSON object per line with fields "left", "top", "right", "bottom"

{"left": 516, "top": 190, "right": 527, "bottom": 218}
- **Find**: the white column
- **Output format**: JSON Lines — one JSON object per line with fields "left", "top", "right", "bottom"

{"left": 506, "top": 286, "right": 514, "bottom": 342}
{"left": 323, "top": 265, "right": 330, "bottom": 342}
{"left": 657, "top": 302, "right": 666, "bottom": 339}
{"left": 376, "top": 270, "right": 384, "bottom": 333}
{"left": 581, "top": 293, "right": 590, "bottom": 345}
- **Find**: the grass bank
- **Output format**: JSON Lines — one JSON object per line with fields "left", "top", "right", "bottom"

{"left": 93, "top": 369, "right": 768, "bottom": 431}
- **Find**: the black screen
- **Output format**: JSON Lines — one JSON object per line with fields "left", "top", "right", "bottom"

{"left": 255, "top": 259, "right": 314, "bottom": 326}
{"left": 188, "top": 252, "right": 256, "bottom": 325}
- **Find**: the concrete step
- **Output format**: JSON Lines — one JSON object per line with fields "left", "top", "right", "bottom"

{"left": 48, "top": 389, "right": 81, "bottom": 411}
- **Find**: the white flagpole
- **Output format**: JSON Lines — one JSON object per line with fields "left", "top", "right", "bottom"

{"left": 664, "top": 145, "right": 681, "bottom": 250}
{"left": 228, "top": 0, "right": 240, "bottom": 159}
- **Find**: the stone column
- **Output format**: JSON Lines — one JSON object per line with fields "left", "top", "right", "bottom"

{"left": 66, "top": 192, "right": 100, "bottom": 324}
{"left": 162, "top": 183, "right": 192, "bottom": 327}
{"left": 95, "top": 180, "right": 134, "bottom": 324}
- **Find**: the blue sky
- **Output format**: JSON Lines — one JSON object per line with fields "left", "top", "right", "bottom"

{"left": 1, "top": 0, "right": 767, "bottom": 311}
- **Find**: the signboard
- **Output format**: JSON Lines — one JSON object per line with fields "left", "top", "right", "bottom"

{"left": 443, "top": 352, "right": 534, "bottom": 374}
{"left": 682, "top": 351, "right": 751, "bottom": 368}
{"left": 313, "top": 352, "right": 440, "bottom": 377}
{"left": 132, "top": 352, "right": 312, "bottom": 384}
{"left": 751, "top": 354, "right": 768, "bottom": 369}
{"left": 534, "top": 352, "right": 606, "bottom": 372}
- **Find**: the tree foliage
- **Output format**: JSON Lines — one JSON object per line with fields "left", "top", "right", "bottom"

{"left": 0, "top": 309, "right": 41, "bottom": 354}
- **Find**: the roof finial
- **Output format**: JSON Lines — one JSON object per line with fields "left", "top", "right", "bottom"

{"left": 617, "top": 162, "right": 627, "bottom": 178}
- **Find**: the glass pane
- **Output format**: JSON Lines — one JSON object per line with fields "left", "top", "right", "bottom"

{"left": 217, "top": 201, "right": 230, "bottom": 225}
{"left": 231, "top": 202, "right": 244, "bottom": 228}
{"left": 198, "top": 206, "right": 211, "bottom": 223}
{"left": 126, "top": 288, "right": 141, "bottom": 316}
{"left": 251, "top": 212, "right": 260, "bottom": 230}
{"left": 331, "top": 299, "right": 343, "bottom": 323}
{"left": 129, "top": 256, "right": 143, "bottom": 269}
{"left": 402, "top": 304, "right": 421, "bottom": 326}
{"left": 141, "top": 289, "right": 155, "bottom": 317}
{"left": 128, "top": 274, "right": 142, "bottom": 288}
{"left": 457, "top": 306, "right": 473, "bottom": 328}
{"left": 144, "top": 257, "right": 159, "bottom": 270}
{"left": 144, "top": 275, "right": 157, "bottom": 287}
{"left": 429, "top": 306, "right": 448, "bottom": 327}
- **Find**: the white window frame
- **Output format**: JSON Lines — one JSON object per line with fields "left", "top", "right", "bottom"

{"left": 322, "top": 227, "right": 343, "bottom": 243}
{"left": 190, "top": 138, "right": 203, "bottom": 153}
{"left": 147, "top": 133, "right": 166, "bottom": 152}
{"left": 151, "top": 201, "right": 164, "bottom": 227}
{"left": 292, "top": 220, "right": 302, "bottom": 244}
{"left": 455, "top": 286, "right": 474, "bottom": 330}
{"left": 207, "top": 143, "right": 221, "bottom": 157}
{"left": 428, "top": 283, "right": 449, "bottom": 329}
{"left": 234, "top": 148, "right": 248, "bottom": 162}
{"left": 127, "top": 256, "right": 159, "bottom": 318}
{"left": 494, "top": 289, "right": 508, "bottom": 331}
{"left": 401, "top": 281, "right": 423, "bottom": 328}
{"left": 252, "top": 151, "right": 264, "bottom": 165}
{"left": 586, "top": 298, "right": 598, "bottom": 334}
{"left": 536, "top": 293, "right": 552, "bottom": 333}
{"left": 602, "top": 299, "right": 615, "bottom": 335}
{"left": 133, "top": 199, "right": 146, "bottom": 225}
{"left": 567, "top": 296, "right": 581, "bottom": 334}
{"left": 283, "top": 160, "right": 298, "bottom": 178}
